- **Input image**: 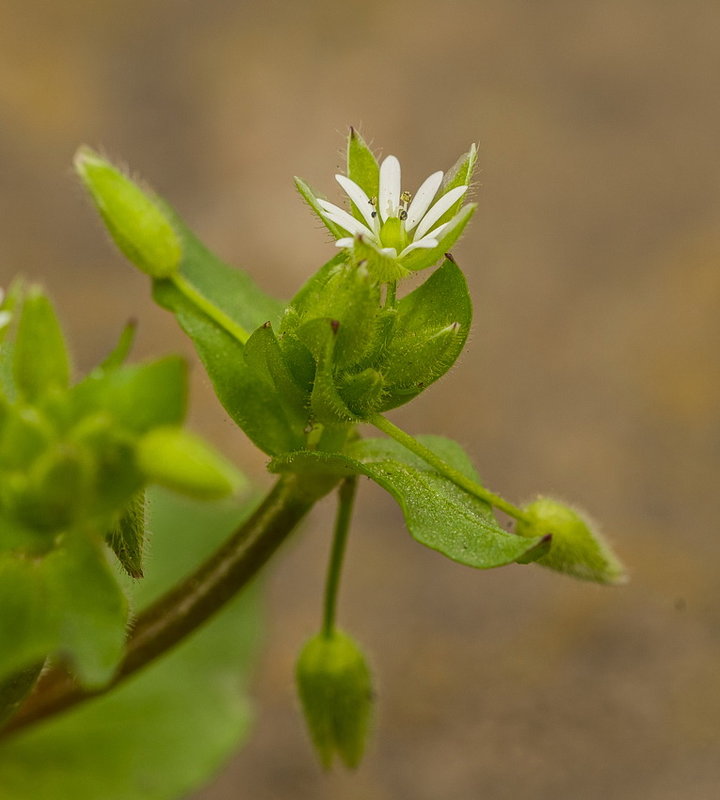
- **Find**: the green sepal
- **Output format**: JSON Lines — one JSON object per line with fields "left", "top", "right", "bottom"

{"left": 379, "top": 259, "right": 471, "bottom": 409}
{"left": 0, "top": 407, "right": 54, "bottom": 471}
{"left": 107, "top": 492, "right": 146, "bottom": 578}
{"left": 13, "top": 287, "right": 71, "bottom": 402}
{"left": 399, "top": 204, "right": 476, "bottom": 272}
{"left": 433, "top": 143, "right": 478, "bottom": 229}
{"left": 243, "top": 323, "right": 308, "bottom": 420}
{"left": 294, "top": 177, "right": 343, "bottom": 239}
{"left": 352, "top": 235, "right": 409, "bottom": 282}
{"left": 136, "top": 426, "right": 245, "bottom": 500}
{"left": 346, "top": 128, "right": 379, "bottom": 222}
{"left": 516, "top": 497, "right": 627, "bottom": 585}
{"left": 74, "top": 147, "right": 182, "bottom": 279}
{"left": 271, "top": 436, "right": 544, "bottom": 569}
{"left": 296, "top": 319, "right": 357, "bottom": 424}
{"left": 296, "top": 630, "right": 373, "bottom": 770}
{"left": 339, "top": 368, "right": 385, "bottom": 417}
{"left": 96, "top": 319, "right": 137, "bottom": 373}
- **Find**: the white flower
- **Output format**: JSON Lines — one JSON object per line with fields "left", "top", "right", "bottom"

{"left": 0, "top": 288, "right": 11, "bottom": 331}
{"left": 318, "top": 155, "right": 468, "bottom": 259}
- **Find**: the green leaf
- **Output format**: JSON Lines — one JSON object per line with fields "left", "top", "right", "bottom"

{"left": 106, "top": 493, "right": 145, "bottom": 579}
{"left": 161, "top": 209, "right": 284, "bottom": 335}
{"left": 74, "top": 148, "right": 182, "bottom": 279}
{"left": 294, "top": 177, "right": 344, "bottom": 239}
{"left": 136, "top": 427, "right": 245, "bottom": 499}
{"left": 70, "top": 357, "right": 187, "bottom": 435}
{"left": 0, "top": 488, "right": 261, "bottom": 800}
{"left": 13, "top": 288, "right": 70, "bottom": 402}
{"left": 380, "top": 259, "right": 471, "bottom": 409}
{"left": 346, "top": 128, "right": 379, "bottom": 223}
{"left": 271, "top": 435, "right": 544, "bottom": 569}
{"left": 41, "top": 534, "right": 128, "bottom": 687}
{"left": 153, "top": 281, "right": 305, "bottom": 455}
{"left": 0, "top": 535, "right": 127, "bottom": 688}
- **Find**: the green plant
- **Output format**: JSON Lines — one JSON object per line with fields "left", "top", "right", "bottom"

{"left": 0, "top": 129, "right": 625, "bottom": 795}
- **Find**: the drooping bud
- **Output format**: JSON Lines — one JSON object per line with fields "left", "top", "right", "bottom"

{"left": 74, "top": 147, "right": 182, "bottom": 279}
{"left": 516, "top": 496, "right": 627, "bottom": 585}
{"left": 295, "top": 630, "right": 373, "bottom": 770}
{"left": 136, "top": 426, "right": 244, "bottom": 499}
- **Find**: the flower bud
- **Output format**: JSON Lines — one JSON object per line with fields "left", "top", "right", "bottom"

{"left": 295, "top": 630, "right": 373, "bottom": 769}
{"left": 136, "top": 426, "right": 244, "bottom": 499}
{"left": 516, "top": 496, "right": 627, "bottom": 585}
{"left": 74, "top": 147, "right": 182, "bottom": 279}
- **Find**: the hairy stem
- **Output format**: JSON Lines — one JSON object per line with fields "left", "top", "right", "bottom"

{"left": 322, "top": 476, "right": 358, "bottom": 637}
{"left": 170, "top": 274, "right": 250, "bottom": 344}
{"left": 1, "top": 473, "right": 335, "bottom": 740}
{"left": 369, "top": 413, "right": 530, "bottom": 523}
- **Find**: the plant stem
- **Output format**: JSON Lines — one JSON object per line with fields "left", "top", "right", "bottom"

{"left": 0, "top": 473, "right": 336, "bottom": 740}
{"left": 170, "top": 274, "right": 250, "bottom": 344}
{"left": 0, "top": 663, "right": 45, "bottom": 728}
{"left": 369, "top": 413, "right": 530, "bottom": 523}
{"left": 322, "top": 477, "right": 358, "bottom": 637}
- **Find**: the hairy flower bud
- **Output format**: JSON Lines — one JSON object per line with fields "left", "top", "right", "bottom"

{"left": 516, "top": 496, "right": 627, "bottom": 585}
{"left": 74, "top": 147, "right": 182, "bottom": 279}
{"left": 295, "top": 630, "right": 373, "bottom": 769}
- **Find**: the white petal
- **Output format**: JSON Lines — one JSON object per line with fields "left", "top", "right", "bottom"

{"left": 415, "top": 185, "right": 468, "bottom": 239}
{"left": 318, "top": 200, "right": 375, "bottom": 237}
{"left": 399, "top": 239, "right": 438, "bottom": 257}
{"left": 405, "top": 170, "right": 443, "bottom": 231}
{"left": 378, "top": 155, "right": 401, "bottom": 222}
{"left": 421, "top": 221, "right": 449, "bottom": 240}
{"left": 335, "top": 237, "right": 355, "bottom": 248}
{"left": 335, "top": 175, "right": 376, "bottom": 228}
{"left": 0, "top": 310, "right": 11, "bottom": 329}
{"left": 380, "top": 247, "right": 398, "bottom": 257}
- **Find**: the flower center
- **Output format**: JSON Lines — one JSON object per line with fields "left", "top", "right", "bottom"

{"left": 376, "top": 190, "right": 412, "bottom": 252}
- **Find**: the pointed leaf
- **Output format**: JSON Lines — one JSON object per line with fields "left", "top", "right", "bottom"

{"left": 13, "top": 288, "right": 70, "bottom": 401}
{"left": 433, "top": 143, "right": 478, "bottom": 229}
{"left": 271, "top": 435, "right": 544, "bottom": 569}
{"left": 107, "top": 492, "right": 146, "bottom": 579}
{"left": 294, "top": 177, "right": 343, "bottom": 239}
{"left": 153, "top": 281, "right": 304, "bottom": 455}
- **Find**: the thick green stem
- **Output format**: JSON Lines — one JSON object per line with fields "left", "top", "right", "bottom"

{"left": 170, "top": 274, "right": 250, "bottom": 344}
{"left": 322, "top": 477, "right": 358, "bottom": 637}
{"left": 1, "top": 473, "right": 336, "bottom": 740}
{"left": 369, "top": 413, "right": 530, "bottom": 523}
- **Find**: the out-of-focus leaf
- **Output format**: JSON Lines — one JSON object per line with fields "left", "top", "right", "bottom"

{"left": 0, "top": 487, "right": 261, "bottom": 800}
{"left": 70, "top": 357, "right": 187, "bottom": 435}
{"left": 12, "top": 288, "right": 70, "bottom": 402}
{"left": 271, "top": 435, "right": 545, "bottom": 569}
{"left": 0, "top": 535, "right": 127, "bottom": 688}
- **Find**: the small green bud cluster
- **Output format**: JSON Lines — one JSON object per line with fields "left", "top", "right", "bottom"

{"left": 0, "top": 285, "right": 241, "bottom": 565}
{"left": 296, "top": 630, "right": 373, "bottom": 769}
{"left": 243, "top": 254, "right": 471, "bottom": 444}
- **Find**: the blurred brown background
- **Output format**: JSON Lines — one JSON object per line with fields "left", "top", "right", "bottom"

{"left": 2, "top": 1, "right": 719, "bottom": 797}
